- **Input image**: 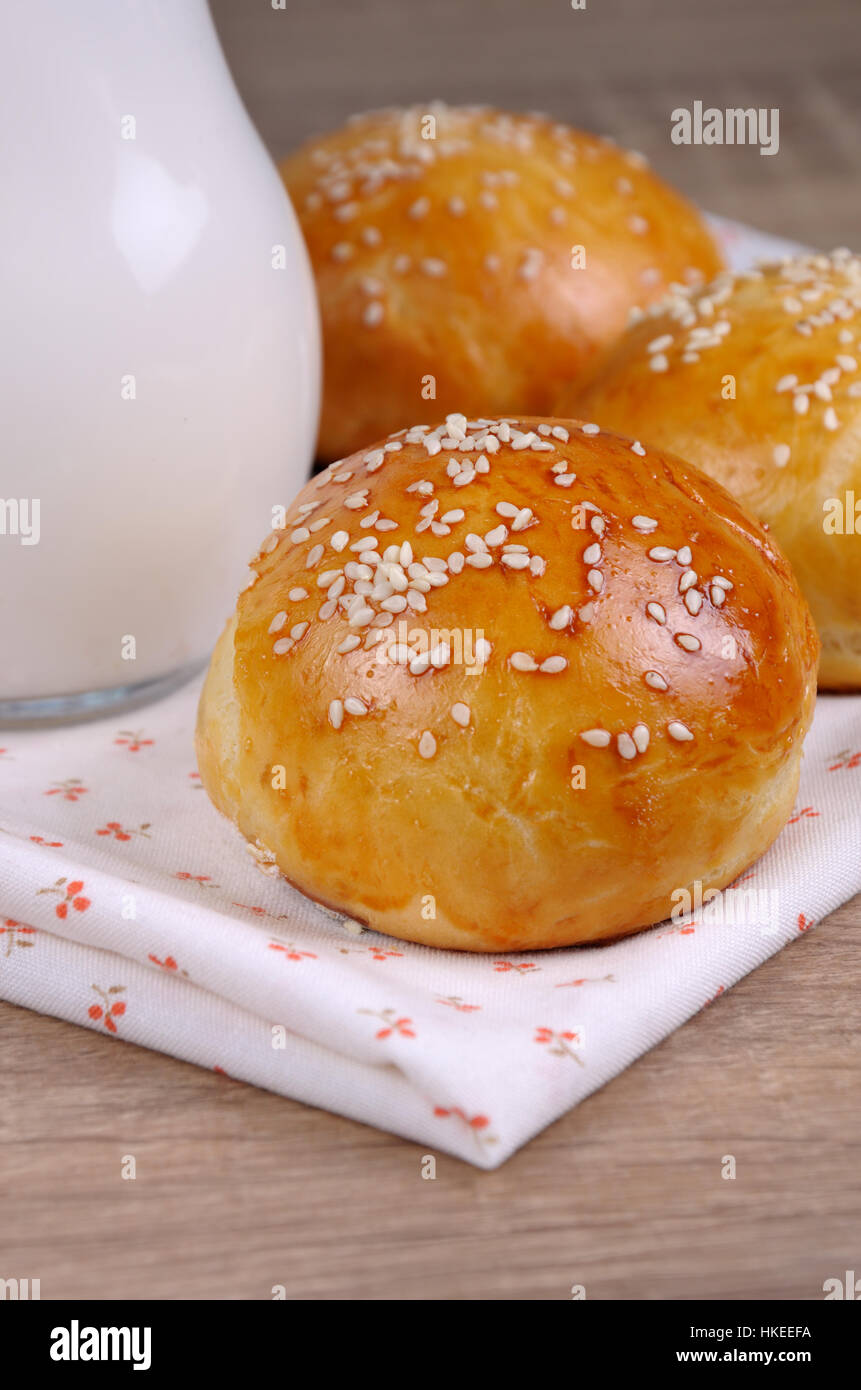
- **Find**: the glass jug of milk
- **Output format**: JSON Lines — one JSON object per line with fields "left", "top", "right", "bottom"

{"left": 0, "top": 0, "right": 320, "bottom": 723}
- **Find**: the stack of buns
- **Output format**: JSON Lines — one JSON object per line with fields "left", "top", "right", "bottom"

{"left": 195, "top": 104, "right": 854, "bottom": 951}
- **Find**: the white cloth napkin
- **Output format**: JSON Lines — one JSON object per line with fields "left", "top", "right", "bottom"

{"left": 2, "top": 219, "right": 856, "bottom": 1168}
{"left": 0, "top": 678, "right": 859, "bottom": 1167}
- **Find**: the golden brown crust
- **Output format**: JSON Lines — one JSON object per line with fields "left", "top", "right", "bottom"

{"left": 279, "top": 104, "right": 723, "bottom": 461}
{"left": 565, "top": 250, "right": 861, "bottom": 688}
{"left": 196, "top": 414, "right": 818, "bottom": 952}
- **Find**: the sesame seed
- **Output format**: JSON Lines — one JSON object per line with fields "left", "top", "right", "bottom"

{"left": 307, "top": 544, "right": 324, "bottom": 567}
{"left": 362, "top": 302, "right": 384, "bottom": 327}
{"left": 632, "top": 724, "right": 650, "bottom": 754}
{"left": 451, "top": 703, "right": 471, "bottom": 727}
{"left": 344, "top": 697, "right": 367, "bottom": 716}
{"left": 773, "top": 443, "right": 791, "bottom": 467}
{"left": 587, "top": 568, "right": 604, "bottom": 592}
{"left": 580, "top": 728, "right": 611, "bottom": 748}
{"left": 668, "top": 720, "right": 694, "bottom": 742}
{"left": 648, "top": 546, "right": 676, "bottom": 562}
{"left": 581, "top": 422, "right": 600, "bottom": 435}
{"left": 631, "top": 441, "right": 646, "bottom": 456}
{"left": 632, "top": 515, "right": 658, "bottom": 532}
{"left": 273, "top": 638, "right": 294, "bottom": 656}
{"left": 617, "top": 732, "right": 637, "bottom": 760}
{"left": 539, "top": 656, "right": 567, "bottom": 673}
{"left": 824, "top": 406, "right": 840, "bottom": 430}
{"left": 676, "top": 546, "right": 692, "bottom": 566}
{"left": 679, "top": 570, "right": 698, "bottom": 593}
{"left": 328, "top": 700, "right": 344, "bottom": 730}
{"left": 268, "top": 612, "right": 287, "bottom": 634}
{"left": 484, "top": 524, "right": 508, "bottom": 546}
{"left": 290, "top": 527, "right": 310, "bottom": 544}
{"left": 501, "top": 553, "right": 530, "bottom": 570}
{"left": 418, "top": 731, "right": 437, "bottom": 759}
{"left": 290, "top": 622, "right": 308, "bottom": 641}
{"left": 650, "top": 354, "right": 669, "bottom": 373}
{"left": 647, "top": 334, "right": 674, "bottom": 354}
{"left": 511, "top": 651, "right": 538, "bottom": 671}
{"left": 549, "top": 604, "right": 573, "bottom": 629}
{"left": 684, "top": 589, "right": 703, "bottom": 616}
{"left": 336, "top": 635, "right": 361, "bottom": 654}
{"left": 583, "top": 542, "right": 602, "bottom": 565}
{"left": 646, "top": 602, "right": 666, "bottom": 624}
{"left": 644, "top": 670, "right": 668, "bottom": 691}
{"left": 330, "top": 532, "right": 349, "bottom": 552}
{"left": 676, "top": 633, "right": 701, "bottom": 652}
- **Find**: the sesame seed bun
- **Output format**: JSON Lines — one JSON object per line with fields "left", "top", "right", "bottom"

{"left": 279, "top": 103, "right": 723, "bottom": 462}
{"left": 196, "top": 415, "right": 818, "bottom": 952}
{"left": 565, "top": 250, "right": 861, "bottom": 688}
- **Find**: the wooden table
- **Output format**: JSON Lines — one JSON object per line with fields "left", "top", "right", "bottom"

{"left": 1, "top": 0, "right": 859, "bottom": 1301}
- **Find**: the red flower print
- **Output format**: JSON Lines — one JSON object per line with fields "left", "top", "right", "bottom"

{"left": 88, "top": 984, "right": 126, "bottom": 1033}
{"left": 827, "top": 748, "right": 861, "bottom": 772}
{"left": 704, "top": 984, "right": 726, "bottom": 1007}
{"left": 787, "top": 806, "right": 820, "bottom": 825}
{"left": 0, "top": 919, "right": 36, "bottom": 957}
{"left": 268, "top": 941, "right": 317, "bottom": 962}
{"left": 30, "top": 835, "right": 63, "bottom": 848}
{"left": 44, "top": 778, "right": 88, "bottom": 802}
{"left": 96, "top": 821, "right": 151, "bottom": 842}
{"left": 148, "top": 953, "right": 189, "bottom": 977}
{"left": 359, "top": 1007, "right": 416, "bottom": 1039}
{"left": 436, "top": 995, "right": 482, "bottom": 1012}
{"left": 189, "top": 771, "right": 204, "bottom": 789}
{"left": 433, "top": 1105, "right": 498, "bottom": 1153}
{"left": 37, "top": 877, "right": 91, "bottom": 919}
{"left": 534, "top": 1026, "right": 584, "bottom": 1065}
{"left": 657, "top": 920, "right": 697, "bottom": 939}
{"left": 231, "top": 902, "right": 292, "bottom": 921}
{"left": 798, "top": 913, "right": 814, "bottom": 933}
{"left": 114, "top": 729, "right": 154, "bottom": 753}
{"left": 338, "top": 944, "right": 404, "bottom": 961}
{"left": 175, "top": 872, "right": 218, "bottom": 889}
{"left": 555, "top": 973, "right": 615, "bottom": 989}
{"left": 493, "top": 960, "right": 539, "bottom": 974}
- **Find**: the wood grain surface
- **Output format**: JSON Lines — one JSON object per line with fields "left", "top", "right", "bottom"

{"left": 1, "top": 0, "right": 859, "bottom": 1302}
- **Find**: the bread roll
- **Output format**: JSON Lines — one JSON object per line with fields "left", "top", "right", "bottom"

{"left": 566, "top": 249, "right": 861, "bottom": 688}
{"left": 196, "top": 413, "right": 818, "bottom": 952}
{"left": 279, "top": 104, "right": 723, "bottom": 461}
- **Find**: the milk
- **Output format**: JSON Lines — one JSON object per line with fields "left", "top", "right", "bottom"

{"left": 0, "top": 0, "right": 320, "bottom": 718}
